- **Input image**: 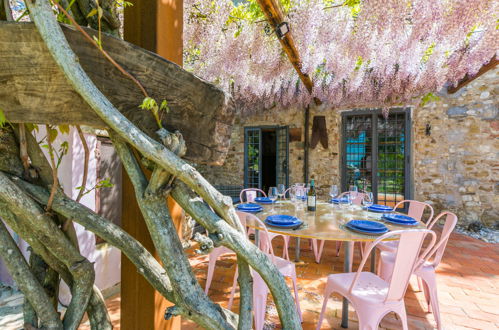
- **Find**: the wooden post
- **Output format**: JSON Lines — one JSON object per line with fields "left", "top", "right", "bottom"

{"left": 122, "top": 0, "right": 184, "bottom": 329}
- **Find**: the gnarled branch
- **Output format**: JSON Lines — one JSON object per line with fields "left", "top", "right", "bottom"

{"left": 0, "top": 221, "right": 63, "bottom": 330}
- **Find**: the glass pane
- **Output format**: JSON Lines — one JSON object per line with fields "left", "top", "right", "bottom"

{"left": 276, "top": 127, "right": 288, "bottom": 187}
{"left": 245, "top": 128, "right": 260, "bottom": 188}
{"left": 344, "top": 115, "right": 373, "bottom": 193}
{"left": 377, "top": 112, "right": 406, "bottom": 207}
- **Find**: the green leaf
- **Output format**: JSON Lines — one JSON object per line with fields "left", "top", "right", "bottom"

{"left": 160, "top": 100, "right": 169, "bottom": 112}
{"left": 420, "top": 92, "right": 440, "bottom": 106}
{"left": 58, "top": 125, "right": 70, "bottom": 134}
{"left": 87, "top": 8, "right": 98, "bottom": 18}
{"left": 0, "top": 108, "right": 6, "bottom": 128}
{"left": 26, "top": 123, "right": 39, "bottom": 133}
{"left": 48, "top": 127, "right": 58, "bottom": 143}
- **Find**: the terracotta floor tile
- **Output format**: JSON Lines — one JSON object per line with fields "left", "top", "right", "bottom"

{"left": 94, "top": 229, "right": 498, "bottom": 330}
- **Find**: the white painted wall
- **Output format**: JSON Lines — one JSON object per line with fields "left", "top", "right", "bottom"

{"left": 0, "top": 127, "right": 121, "bottom": 299}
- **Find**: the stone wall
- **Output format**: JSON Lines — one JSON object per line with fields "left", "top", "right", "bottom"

{"left": 197, "top": 68, "right": 498, "bottom": 228}
{"left": 412, "top": 68, "right": 498, "bottom": 228}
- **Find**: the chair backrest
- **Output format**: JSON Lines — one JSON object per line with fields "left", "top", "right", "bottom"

{"left": 393, "top": 200, "right": 434, "bottom": 226}
{"left": 239, "top": 188, "right": 267, "bottom": 203}
{"left": 338, "top": 191, "right": 366, "bottom": 205}
{"left": 236, "top": 211, "right": 275, "bottom": 260}
{"left": 418, "top": 211, "right": 457, "bottom": 269}
{"left": 349, "top": 229, "right": 437, "bottom": 303}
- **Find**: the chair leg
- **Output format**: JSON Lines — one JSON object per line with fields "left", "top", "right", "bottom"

{"left": 253, "top": 275, "right": 269, "bottom": 330}
{"left": 282, "top": 236, "right": 290, "bottom": 261}
{"left": 228, "top": 267, "right": 239, "bottom": 310}
{"left": 316, "top": 286, "right": 333, "bottom": 330}
{"left": 353, "top": 305, "right": 385, "bottom": 330}
{"left": 395, "top": 304, "right": 409, "bottom": 330}
{"left": 205, "top": 254, "right": 218, "bottom": 294}
{"left": 336, "top": 241, "right": 342, "bottom": 257}
{"left": 417, "top": 276, "right": 424, "bottom": 292}
{"left": 311, "top": 239, "right": 318, "bottom": 263}
{"left": 423, "top": 274, "right": 442, "bottom": 329}
{"left": 290, "top": 270, "right": 302, "bottom": 321}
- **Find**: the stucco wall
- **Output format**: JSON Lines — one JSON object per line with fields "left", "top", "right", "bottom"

{"left": 0, "top": 127, "right": 121, "bottom": 291}
{"left": 197, "top": 68, "right": 498, "bottom": 228}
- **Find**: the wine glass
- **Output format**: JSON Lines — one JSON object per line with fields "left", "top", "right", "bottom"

{"left": 277, "top": 184, "right": 286, "bottom": 200}
{"left": 362, "top": 192, "right": 374, "bottom": 209}
{"left": 268, "top": 187, "right": 278, "bottom": 212}
{"left": 329, "top": 185, "right": 339, "bottom": 203}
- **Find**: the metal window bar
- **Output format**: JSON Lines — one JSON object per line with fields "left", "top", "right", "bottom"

{"left": 341, "top": 108, "right": 411, "bottom": 207}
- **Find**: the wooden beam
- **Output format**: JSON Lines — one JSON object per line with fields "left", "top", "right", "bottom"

{"left": 448, "top": 56, "right": 498, "bottom": 94}
{"left": 0, "top": 22, "right": 234, "bottom": 165}
{"left": 255, "top": 0, "right": 320, "bottom": 104}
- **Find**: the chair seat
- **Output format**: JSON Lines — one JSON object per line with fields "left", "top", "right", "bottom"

{"left": 328, "top": 272, "right": 390, "bottom": 305}
{"left": 268, "top": 254, "right": 295, "bottom": 276}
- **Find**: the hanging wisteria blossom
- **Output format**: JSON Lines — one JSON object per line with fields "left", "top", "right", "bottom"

{"left": 184, "top": 0, "right": 498, "bottom": 115}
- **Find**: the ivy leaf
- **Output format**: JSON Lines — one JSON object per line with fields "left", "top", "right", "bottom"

{"left": 58, "top": 125, "right": 70, "bottom": 134}
{"left": 86, "top": 8, "right": 98, "bottom": 18}
{"left": 0, "top": 108, "right": 6, "bottom": 128}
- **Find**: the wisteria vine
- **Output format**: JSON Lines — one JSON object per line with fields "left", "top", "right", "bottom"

{"left": 184, "top": 0, "right": 498, "bottom": 114}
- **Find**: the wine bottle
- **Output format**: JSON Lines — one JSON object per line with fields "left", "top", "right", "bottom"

{"left": 307, "top": 179, "right": 316, "bottom": 211}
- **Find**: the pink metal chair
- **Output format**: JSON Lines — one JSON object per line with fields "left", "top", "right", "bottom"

{"left": 315, "top": 191, "right": 366, "bottom": 263}
{"left": 378, "top": 212, "right": 457, "bottom": 330}
{"left": 376, "top": 200, "right": 435, "bottom": 254}
{"left": 239, "top": 188, "right": 267, "bottom": 203}
{"left": 240, "top": 188, "right": 290, "bottom": 260}
{"left": 204, "top": 214, "right": 250, "bottom": 294}
{"left": 228, "top": 212, "right": 302, "bottom": 330}
{"left": 204, "top": 210, "right": 289, "bottom": 294}
{"left": 316, "top": 229, "right": 437, "bottom": 330}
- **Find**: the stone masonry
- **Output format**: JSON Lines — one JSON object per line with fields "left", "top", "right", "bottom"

{"left": 197, "top": 68, "right": 498, "bottom": 228}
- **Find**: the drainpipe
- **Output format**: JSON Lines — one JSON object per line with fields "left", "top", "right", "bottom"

{"left": 304, "top": 105, "right": 310, "bottom": 183}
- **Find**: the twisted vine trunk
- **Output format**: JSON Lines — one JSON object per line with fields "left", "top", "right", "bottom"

{"left": 0, "top": 0, "right": 302, "bottom": 328}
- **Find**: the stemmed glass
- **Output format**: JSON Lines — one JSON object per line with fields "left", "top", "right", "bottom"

{"left": 268, "top": 187, "right": 278, "bottom": 212}
{"left": 277, "top": 184, "right": 286, "bottom": 201}
{"left": 362, "top": 192, "right": 374, "bottom": 209}
{"left": 329, "top": 185, "right": 339, "bottom": 205}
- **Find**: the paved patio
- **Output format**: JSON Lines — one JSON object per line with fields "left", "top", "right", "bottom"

{"left": 80, "top": 228, "right": 498, "bottom": 329}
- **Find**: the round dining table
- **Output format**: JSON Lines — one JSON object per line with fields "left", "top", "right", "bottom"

{"left": 243, "top": 200, "right": 426, "bottom": 328}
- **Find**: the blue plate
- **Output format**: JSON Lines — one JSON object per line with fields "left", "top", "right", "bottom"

{"left": 264, "top": 219, "right": 303, "bottom": 229}
{"left": 367, "top": 205, "right": 393, "bottom": 213}
{"left": 330, "top": 197, "right": 349, "bottom": 204}
{"left": 266, "top": 214, "right": 300, "bottom": 225}
{"left": 254, "top": 197, "right": 276, "bottom": 204}
{"left": 347, "top": 220, "right": 388, "bottom": 232}
{"left": 382, "top": 213, "right": 416, "bottom": 223}
{"left": 236, "top": 203, "right": 263, "bottom": 213}
{"left": 382, "top": 218, "right": 418, "bottom": 226}
{"left": 346, "top": 223, "right": 389, "bottom": 235}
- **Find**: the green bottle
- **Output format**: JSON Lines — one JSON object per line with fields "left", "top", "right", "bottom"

{"left": 307, "top": 179, "right": 316, "bottom": 211}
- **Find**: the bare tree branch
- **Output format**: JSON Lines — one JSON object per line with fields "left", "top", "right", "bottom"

{"left": 111, "top": 133, "right": 238, "bottom": 329}
{"left": 0, "top": 203, "right": 112, "bottom": 329}
{"left": 75, "top": 126, "right": 89, "bottom": 202}
{"left": 0, "top": 0, "right": 13, "bottom": 21}
{"left": 0, "top": 221, "right": 63, "bottom": 329}
{"left": 0, "top": 172, "right": 94, "bottom": 330}
{"left": 44, "top": 125, "right": 59, "bottom": 211}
